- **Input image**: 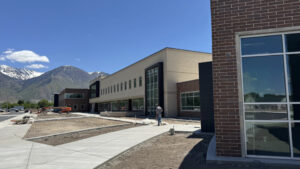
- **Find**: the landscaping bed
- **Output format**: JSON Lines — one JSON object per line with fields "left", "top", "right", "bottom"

{"left": 24, "top": 117, "right": 130, "bottom": 140}
{"left": 28, "top": 123, "right": 141, "bottom": 146}
{"left": 96, "top": 132, "right": 213, "bottom": 169}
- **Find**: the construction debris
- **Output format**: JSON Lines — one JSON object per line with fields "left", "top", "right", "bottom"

{"left": 11, "top": 116, "right": 34, "bottom": 125}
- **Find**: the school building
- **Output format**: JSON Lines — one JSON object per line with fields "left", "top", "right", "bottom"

{"left": 89, "top": 48, "right": 212, "bottom": 118}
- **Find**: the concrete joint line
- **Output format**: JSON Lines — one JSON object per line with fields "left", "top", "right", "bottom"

{"left": 25, "top": 143, "right": 34, "bottom": 169}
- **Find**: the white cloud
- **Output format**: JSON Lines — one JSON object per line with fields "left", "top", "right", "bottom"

{"left": 3, "top": 49, "right": 49, "bottom": 63}
{"left": 3, "top": 49, "right": 14, "bottom": 54}
{"left": 26, "top": 64, "right": 48, "bottom": 69}
{"left": 0, "top": 57, "right": 5, "bottom": 61}
{"left": 75, "top": 58, "right": 81, "bottom": 61}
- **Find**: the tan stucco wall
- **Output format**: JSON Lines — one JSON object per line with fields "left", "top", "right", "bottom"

{"left": 163, "top": 48, "right": 212, "bottom": 117}
{"left": 89, "top": 48, "right": 212, "bottom": 117}
{"left": 89, "top": 49, "right": 166, "bottom": 104}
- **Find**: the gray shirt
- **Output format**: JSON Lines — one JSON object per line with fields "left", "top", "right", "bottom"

{"left": 156, "top": 106, "right": 163, "bottom": 118}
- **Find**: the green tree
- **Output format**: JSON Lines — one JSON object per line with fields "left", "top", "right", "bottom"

{"left": 17, "top": 100, "right": 24, "bottom": 105}
{"left": 38, "top": 99, "right": 51, "bottom": 108}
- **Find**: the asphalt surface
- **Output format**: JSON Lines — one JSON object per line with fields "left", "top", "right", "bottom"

{"left": 0, "top": 111, "right": 24, "bottom": 122}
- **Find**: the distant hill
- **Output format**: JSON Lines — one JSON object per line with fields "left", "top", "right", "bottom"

{"left": 0, "top": 65, "right": 108, "bottom": 103}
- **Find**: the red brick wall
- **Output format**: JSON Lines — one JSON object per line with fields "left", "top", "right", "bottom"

{"left": 211, "top": 0, "right": 300, "bottom": 157}
{"left": 58, "top": 88, "right": 90, "bottom": 112}
{"left": 176, "top": 79, "right": 200, "bottom": 118}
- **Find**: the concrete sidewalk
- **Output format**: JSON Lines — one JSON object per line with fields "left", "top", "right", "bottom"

{"left": 0, "top": 112, "right": 200, "bottom": 169}
{"left": 0, "top": 124, "right": 172, "bottom": 169}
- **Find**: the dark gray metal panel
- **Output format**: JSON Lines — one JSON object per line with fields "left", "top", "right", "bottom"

{"left": 144, "top": 62, "right": 164, "bottom": 117}
{"left": 199, "top": 62, "right": 215, "bottom": 132}
{"left": 54, "top": 94, "right": 59, "bottom": 107}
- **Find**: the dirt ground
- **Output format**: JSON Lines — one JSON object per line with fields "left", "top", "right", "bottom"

{"left": 36, "top": 112, "right": 82, "bottom": 119}
{"left": 31, "top": 123, "right": 141, "bottom": 146}
{"left": 96, "top": 133, "right": 213, "bottom": 169}
{"left": 96, "top": 133, "right": 300, "bottom": 169}
{"left": 24, "top": 117, "right": 128, "bottom": 138}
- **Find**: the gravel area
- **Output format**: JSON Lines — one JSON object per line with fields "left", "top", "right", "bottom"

{"left": 96, "top": 132, "right": 212, "bottom": 169}
{"left": 24, "top": 117, "right": 128, "bottom": 138}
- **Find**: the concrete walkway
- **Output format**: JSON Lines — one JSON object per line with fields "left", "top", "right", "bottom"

{"left": 0, "top": 112, "right": 200, "bottom": 169}
{"left": 0, "top": 123, "right": 173, "bottom": 169}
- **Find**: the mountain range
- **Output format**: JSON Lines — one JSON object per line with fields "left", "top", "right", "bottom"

{"left": 0, "top": 65, "right": 108, "bottom": 103}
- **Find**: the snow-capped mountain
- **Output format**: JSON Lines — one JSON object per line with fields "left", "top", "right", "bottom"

{"left": 0, "top": 65, "right": 43, "bottom": 80}
{"left": 88, "top": 71, "right": 109, "bottom": 78}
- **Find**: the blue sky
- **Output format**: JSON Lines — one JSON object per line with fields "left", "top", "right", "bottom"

{"left": 0, "top": 0, "right": 211, "bottom": 74}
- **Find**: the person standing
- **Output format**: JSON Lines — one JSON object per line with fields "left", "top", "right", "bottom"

{"left": 156, "top": 105, "right": 163, "bottom": 126}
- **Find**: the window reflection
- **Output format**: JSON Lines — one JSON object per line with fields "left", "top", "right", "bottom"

{"left": 292, "top": 123, "right": 300, "bottom": 157}
{"left": 241, "top": 35, "right": 282, "bottom": 55}
{"left": 245, "top": 104, "right": 287, "bottom": 120}
{"left": 287, "top": 54, "right": 300, "bottom": 102}
{"left": 246, "top": 122, "right": 290, "bottom": 157}
{"left": 242, "top": 55, "right": 286, "bottom": 102}
{"left": 290, "top": 104, "right": 300, "bottom": 120}
{"left": 285, "top": 33, "right": 300, "bottom": 52}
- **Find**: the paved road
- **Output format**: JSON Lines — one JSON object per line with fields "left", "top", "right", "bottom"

{"left": 0, "top": 111, "right": 24, "bottom": 122}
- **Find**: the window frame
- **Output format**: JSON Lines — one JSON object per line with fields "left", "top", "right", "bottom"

{"left": 239, "top": 32, "right": 300, "bottom": 160}
{"left": 180, "top": 91, "right": 200, "bottom": 112}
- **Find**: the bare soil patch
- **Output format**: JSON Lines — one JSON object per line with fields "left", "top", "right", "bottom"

{"left": 96, "top": 133, "right": 299, "bottom": 169}
{"left": 37, "top": 112, "right": 81, "bottom": 119}
{"left": 96, "top": 132, "right": 212, "bottom": 169}
{"left": 30, "top": 123, "right": 141, "bottom": 146}
{"left": 24, "top": 117, "right": 127, "bottom": 138}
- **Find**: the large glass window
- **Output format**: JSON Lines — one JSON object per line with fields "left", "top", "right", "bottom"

{"left": 292, "top": 123, "right": 300, "bottom": 157}
{"left": 241, "top": 35, "right": 283, "bottom": 55}
{"left": 241, "top": 33, "right": 300, "bottom": 159}
{"left": 287, "top": 54, "right": 300, "bottom": 102}
{"left": 180, "top": 91, "right": 200, "bottom": 111}
{"left": 246, "top": 122, "right": 290, "bottom": 157}
{"left": 65, "top": 93, "right": 84, "bottom": 99}
{"left": 90, "top": 84, "right": 97, "bottom": 98}
{"left": 132, "top": 98, "right": 144, "bottom": 111}
{"left": 129, "top": 80, "right": 132, "bottom": 89}
{"left": 111, "top": 101, "right": 119, "bottom": 111}
{"left": 119, "top": 100, "right": 128, "bottom": 111}
{"left": 111, "top": 100, "right": 128, "bottom": 111}
{"left": 124, "top": 81, "right": 127, "bottom": 90}
{"left": 245, "top": 104, "right": 287, "bottom": 120}
{"left": 242, "top": 55, "right": 286, "bottom": 102}
{"left": 146, "top": 67, "right": 159, "bottom": 115}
